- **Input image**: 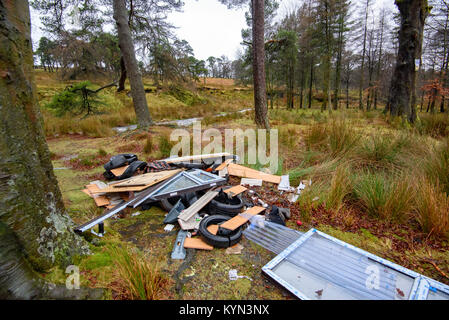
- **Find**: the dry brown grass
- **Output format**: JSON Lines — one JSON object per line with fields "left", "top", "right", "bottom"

{"left": 414, "top": 179, "right": 449, "bottom": 239}
{"left": 109, "top": 246, "right": 169, "bottom": 300}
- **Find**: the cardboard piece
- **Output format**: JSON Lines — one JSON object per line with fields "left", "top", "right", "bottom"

{"left": 183, "top": 237, "right": 213, "bottom": 250}
{"left": 221, "top": 206, "right": 266, "bottom": 231}
{"left": 224, "top": 185, "right": 247, "bottom": 197}
{"left": 110, "top": 165, "right": 129, "bottom": 177}
{"left": 228, "top": 163, "right": 281, "bottom": 184}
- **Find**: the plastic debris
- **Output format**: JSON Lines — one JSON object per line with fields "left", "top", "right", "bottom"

{"left": 164, "top": 224, "right": 175, "bottom": 232}
{"left": 229, "top": 269, "right": 253, "bottom": 281}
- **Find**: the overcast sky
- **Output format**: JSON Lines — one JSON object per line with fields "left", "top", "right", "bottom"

{"left": 30, "top": 0, "right": 397, "bottom": 61}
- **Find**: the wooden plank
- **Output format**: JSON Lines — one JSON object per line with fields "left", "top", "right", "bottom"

{"left": 93, "top": 195, "right": 110, "bottom": 207}
{"left": 90, "top": 184, "right": 152, "bottom": 193}
{"left": 86, "top": 184, "right": 102, "bottom": 193}
{"left": 224, "top": 185, "right": 247, "bottom": 197}
{"left": 207, "top": 224, "right": 219, "bottom": 235}
{"left": 110, "top": 165, "right": 129, "bottom": 177}
{"left": 114, "top": 169, "right": 181, "bottom": 187}
{"left": 215, "top": 158, "right": 233, "bottom": 171}
{"left": 178, "top": 189, "right": 219, "bottom": 222}
{"left": 164, "top": 153, "right": 231, "bottom": 164}
{"left": 183, "top": 237, "right": 213, "bottom": 250}
{"left": 227, "top": 163, "right": 281, "bottom": 184}
{"left": 220, "top": 206, "right": 266, "bottom": 231}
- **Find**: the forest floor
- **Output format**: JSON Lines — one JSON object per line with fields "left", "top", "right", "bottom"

{"left": 37, "top": 70, "right": 449, "bottom": 299}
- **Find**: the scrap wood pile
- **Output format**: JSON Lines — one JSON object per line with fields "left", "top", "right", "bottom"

{"left": 76, "top": 152, "right": 309, "bottom": 258}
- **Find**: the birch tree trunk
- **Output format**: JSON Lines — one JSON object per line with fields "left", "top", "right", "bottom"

{"left": 113, "top": 0, "right": 152, "bottom": 128}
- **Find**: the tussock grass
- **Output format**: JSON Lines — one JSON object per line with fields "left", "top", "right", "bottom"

{"left": 352, "top": 172, "right": 415, "bottom": 222}
{"left": 326, "top": 164, "right": 352, "bottom": 212}
{"left": 109, "top": 246, "right": 168, "bottom": 300}
{"left": 417, "top": 113, "right": 449, "bottom": 138}
{"left": 327, "top": 120, "right": 360, "bottom": 157}
{"left": 423, "top": 138, "right": 449, "bottom": 195}
{"left": 414, "top": 179, "right": 449, "bottom": 238}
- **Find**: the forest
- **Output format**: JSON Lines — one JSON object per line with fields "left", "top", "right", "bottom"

{"left": 1, "top": 0, "right": 449, "bottom": 303}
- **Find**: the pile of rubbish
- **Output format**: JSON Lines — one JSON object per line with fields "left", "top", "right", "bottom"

{"left": 76, "top": 152, "right": 449, "bottom": 300}
{"left": 76, "top": 152, "right": 303, "bottom": 254}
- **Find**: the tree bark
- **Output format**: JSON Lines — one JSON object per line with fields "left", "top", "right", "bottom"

{"left": 386, "top": 0, "right": 428, "bottom": 123}
{"left": 359, "top": 0, "right": 370, "bottom": 111}
{"left": 252, "top": 0, "right": 270, "bottom": 129}
{"left": 113, "top": 0, "right": 152, "bottom": 128}
{"left": 0, "top": 0, "right": 90, "bottom": 275}
{"left": 117, "top": 56, "right": 127, "bottom": 92}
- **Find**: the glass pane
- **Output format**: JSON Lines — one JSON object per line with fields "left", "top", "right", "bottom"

{"left": 190, "top": 170, "right": 216, "bottom": 182}
{"left": 152, "top": 174, "right": 199, "bottom": 195}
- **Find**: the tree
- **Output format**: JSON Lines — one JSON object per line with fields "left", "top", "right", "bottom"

{"left": 0, "top": 0, "right": 101, "bottom": 299}
{"left": 113, "top": 0, "right": 152, "bottom": 128}
{"left": 386, "top": 0, "right": 430, "bottom": 122}
{"left": 358, "top": 0, "right": 371, "bottom": 111}
{"left": 220, "top": 0, "right": 271, "bottom": 128}
{"left": 252, "top": 0, "right": 270, "bottom": 128}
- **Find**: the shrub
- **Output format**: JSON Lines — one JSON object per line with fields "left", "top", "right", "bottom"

{"left": 46, "top": 81, "right": 104, "bottom": 117}
{"left": 414, "top": 179, "right": 449, "bottom": 239}
{"left": 109, "top": 246, "right": 168, "bottom": 300}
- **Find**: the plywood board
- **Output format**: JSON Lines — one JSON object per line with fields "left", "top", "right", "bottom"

{"left": 178, "top": 189, "right": 219, "bottom": 222}
{"left": 183, "top": 237, "right": 213, "bottom": 250}
{"left": 224, "top": 185, "right": 247, "bottom": 197}
{"left": 207, "top": 224, "right": 219, "bottom": 235}
{"left": 114, "top": 169, "right": 181, "bottom": 187}
{"left": 227, "top": 164, "right": 281, "bottom": 184}
{"left": 110, "top": 165, "right": 129, "bottom": 177}
{"left": 90, "top": 184, "right": 151, "bottom": 193}
{"left": 220, "top": 206, "right": 266, "bottom": 231}
{"left": 215, "top": 159, "right": 233, "bottom": 171}
{"left": 86, "top": 184, "right": 103, "bottom": 194}
{"left": 93, "top": 195, "right": 110, "bottom": 207}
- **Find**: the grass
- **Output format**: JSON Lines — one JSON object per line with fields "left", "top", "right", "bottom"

{"left": 326, "top": 164, "right": 351, "bottom": 212}
{"left": 109, "top": 245, "right": 169, "bottom": 300}
{"left": 414, "top": 179, "right": 449, "bottom": 238}
{"left": 423, "top": 138, "right": 449, "bottom": 195}
{"left": 351, "top": 171, "right": 415, "bottom": 223}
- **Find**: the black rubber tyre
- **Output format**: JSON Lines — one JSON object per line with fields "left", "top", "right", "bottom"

{"left": 199, "top": 215, "right": 243, "bottom": 248}
{"left": 159, "top": 197, "right": 181, "bottom": 212}
{"left": 208, "top": 187, "right": 244, "bottom": 217}
{"left": 159, "top": 192, "right": 198, "bottom": 212}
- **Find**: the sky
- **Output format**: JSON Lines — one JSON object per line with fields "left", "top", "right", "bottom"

{"left": 30, "top": 0, "right": 398, "bottom": 61}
